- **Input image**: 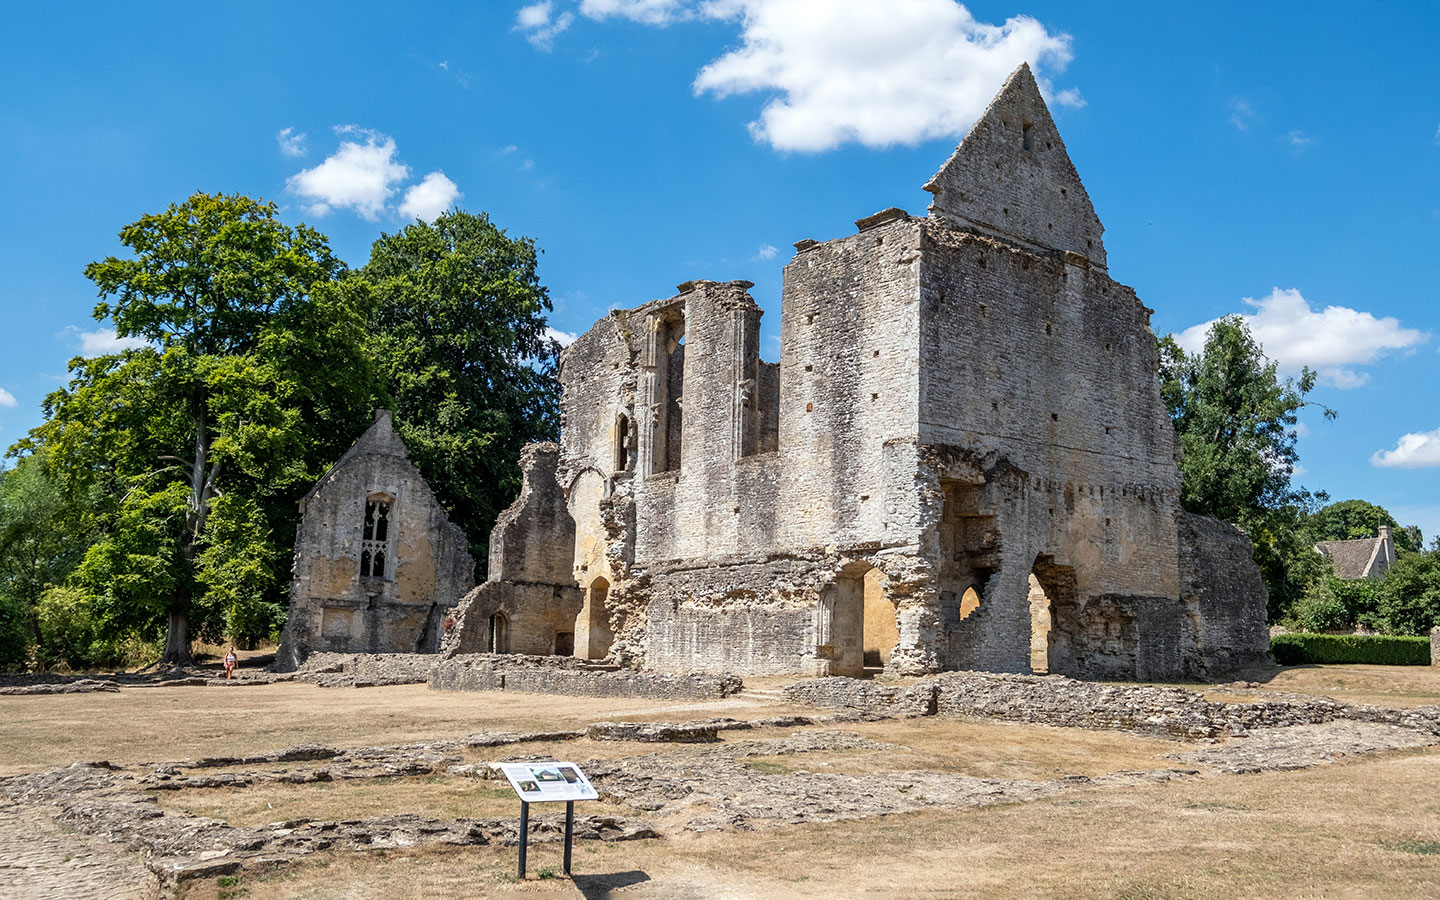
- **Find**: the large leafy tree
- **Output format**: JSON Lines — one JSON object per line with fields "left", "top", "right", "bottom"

{"left": 14, "top": 194, "right": 377, "bottom": 665}
{"left": 1305, "top": 498, "right": 1421, "bottom": 554}
{"left": 362, "top": 210, "right": 561, "bottom": 570}
{"left": 1158, "top": 317, "right": 1334, "bottom": 619}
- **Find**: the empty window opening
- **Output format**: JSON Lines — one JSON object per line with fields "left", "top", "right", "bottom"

{"left": 614, "top": 413, "right": 632, "bottom": 472}
{"left": 959, "top": 586, "right": 981, "bottom": 621}
{"left": 488, "top": 612, "right": 509, "bottom": 654}
{"left": 817, "top": 566, "right": 893, "bottom": 678}
{"left": 576, "top": 576, "right": 614, "bottom": 660}
{"left": 360, "top": 495, "right": 392, "bottom": 578}
{"left": 1022, "top": 120, "right": 1034, "bottom": 151}
{"left": 554, "top": 631, "right": 574, "bottom": 656}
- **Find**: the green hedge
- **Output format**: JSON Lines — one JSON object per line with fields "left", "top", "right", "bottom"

{"left": 1271, "top": 632, "right": 1431, "bottom": 666}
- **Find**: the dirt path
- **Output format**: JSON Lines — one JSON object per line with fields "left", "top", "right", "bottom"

{"left": 0, "top": 799, "right": 157, "bottom": 900}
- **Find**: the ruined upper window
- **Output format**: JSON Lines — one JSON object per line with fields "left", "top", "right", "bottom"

{"left": 1022, "top": 120, "right": 1034, "bottom": 151}
{"left": 615, "top": 413, "right": 632, "bottom": 473}
{"left": 360, "top": 495, "right": 393, "bottom": 578}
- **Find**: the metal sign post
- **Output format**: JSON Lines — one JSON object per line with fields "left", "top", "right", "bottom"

{"left": 494, "top": 761, "right": 597, "bottom": 879}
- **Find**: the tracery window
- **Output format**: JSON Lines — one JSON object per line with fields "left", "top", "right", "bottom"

{"left": 360, "top": 495, "right": 392, "bottom": 577}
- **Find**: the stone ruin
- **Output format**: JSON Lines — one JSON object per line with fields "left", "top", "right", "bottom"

{"left": 444, "top": 63, "right": 1271, "bottom": 681}
{"left": 275, "top": 410, "right": 475, "bottom": 670}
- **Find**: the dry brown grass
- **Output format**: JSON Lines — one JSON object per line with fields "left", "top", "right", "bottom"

{"left": 0, "top": 682, "right": 804, "bottom": 776}
{"left": 158, "top": 775, "right": 643, "bottom": 827}
{"left": 179, "top": 748, "right": 1440, "bottom": 900}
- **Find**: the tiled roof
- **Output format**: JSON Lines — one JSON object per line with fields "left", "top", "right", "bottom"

{"left": 1315, "top": 538, "right": 1382, "bottom": 580}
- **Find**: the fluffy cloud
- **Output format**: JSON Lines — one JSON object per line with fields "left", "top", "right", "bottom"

{"left": 546, "top": 326, "right": 579, "bottom": 347}
{"left": 398, "top": 171, "right": 462, "bottom": 222}
{"left": 517, "top": 2, "right": 575, "bottom": 48}
{"left": 276, "top": 127, "right": 308, "bottom": 157}
{"left": 754, "top": 243, "right": 778, "bottom": 260}
{"left": 1174, "top": 288, "right": 1428, "bottom": 389}
{"left": 1228, "top": 97, "right": 1257, "bottom": 131}
{"left": 692, "top": 1, "right": 1078, "bottom": 151}
{"left": 286, "top": 127, "right": 411, "bottom": 219}
{"left": 0, "top": 388, "right": 15, "bottom": 408}
{"left": 515, "top": 0, "right": 1079, "bottom": 151}
{"left": 1372, "top": 427, "right": 1440, "bottom": 469}
{"left": 65, "top": 326, "right": 148, "bottom": 355}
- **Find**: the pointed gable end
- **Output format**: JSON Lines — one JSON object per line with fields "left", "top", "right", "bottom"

{"left": 923, "top": 62, "right": 1106, "bottom": 268}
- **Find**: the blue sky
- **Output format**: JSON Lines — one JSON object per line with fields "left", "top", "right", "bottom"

{"left": 3, "top": 1, "right": 1438, "bottom": 541}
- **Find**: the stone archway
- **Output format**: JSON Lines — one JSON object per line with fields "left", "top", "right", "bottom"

{"left": 576, "top": 576, "right": 614, "bottom": 660}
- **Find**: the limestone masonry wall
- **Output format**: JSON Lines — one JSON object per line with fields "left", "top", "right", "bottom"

{"left": 439, "top": 62, "right": 1271, "bottom": 681}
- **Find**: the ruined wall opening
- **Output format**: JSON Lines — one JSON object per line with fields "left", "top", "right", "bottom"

{"left": 576, "top": 575, "right": 614, "bottom": 660}
{"left": 861, "top": 568, "right": 898, "bottom": 671}
{"left": 360, "top": 493, "right": 394, "bottom": 578}
{"left": 614, "top": 413, "right": 632, "bottom": 473}
{"left": 959, "top": 586, "right": 981, "bottom": 620}
{"left": 1028, "top": 555, "right": 1077, "bottom": 675}
{"left": 1022, "top": 119, "right": 1034, "bottom": 151}
{"left": 554, "top": 631, "right": 574, "bottom": 656}
{"left": 649, "top": 310, "right": 685, "bottom": 474}
{"left": 488, "top": 612, "right": 508, "bottom": 654}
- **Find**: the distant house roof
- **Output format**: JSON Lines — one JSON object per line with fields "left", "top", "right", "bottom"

{"left": 1315, "top": 526, "right": 1396, "bottom": 580}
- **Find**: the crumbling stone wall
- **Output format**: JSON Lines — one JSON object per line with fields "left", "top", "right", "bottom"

{"left": 275, "top": 410, "right": 474, "bottom": 670}
{"left": 444, "top": 444, "right": 583, "bottom": 657}
{"left": 446, "top": 62, "right": 1269, "bottom": 682}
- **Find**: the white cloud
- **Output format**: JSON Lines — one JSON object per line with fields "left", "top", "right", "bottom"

{"left": 1284, "top": 129, "right": 1312, "bottom": 148}
{"left": 0, "top": 388, "right": 15, "bottom": 408}
{"left": 64, "top": 326, "right": 148, "bottom": 355}
{"left": 754, "top": 243, "right": 778, "bottom": 260}
{"left": 1228, "top": 97, "right": 1256, "bottom": 131}
{"left": 276, "top": 127, "right": 307, "bottom": 157}
{"left": 1174, "top": 288, "right": 1428, "bottom": 389}
{"left": 580, "top": 0, "right": 691, "bottom": 24}
{"left": 1372, "top": 427, "right": 1440, "bottom": 469}
{"left": 516, "top": 0, "right": 1079, "bottom": 152}
{"left": 691, "top": 1, "right": 1078, "bottom": 152}
{"left": 398, "top": 171, "right": 462, "bottom": 222}
{"left": 546, "top": 326, "right": 579, "bottom": 347}
{"left": 517, "top": 1, "right": 575, "bottom": 48}
{"left": 286, "top": 127, "right": 410, "bottom": 220}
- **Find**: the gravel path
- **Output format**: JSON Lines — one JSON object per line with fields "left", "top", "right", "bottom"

{"left": 0, "top": 799, "right": 156, "bottom": 900}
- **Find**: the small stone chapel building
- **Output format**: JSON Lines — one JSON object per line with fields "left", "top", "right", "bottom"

{"left": 275, "top": 410, "right": 475, "bottom": 670}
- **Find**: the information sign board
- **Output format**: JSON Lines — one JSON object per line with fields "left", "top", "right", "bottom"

{"left": 494, "top": 761, "right": 598, "bottom": 803}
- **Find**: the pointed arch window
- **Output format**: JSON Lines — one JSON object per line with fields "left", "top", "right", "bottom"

{"left": 360, "top": 493, "right": 394, "bottom": 578}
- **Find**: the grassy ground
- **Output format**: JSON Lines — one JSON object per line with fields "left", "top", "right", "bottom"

{"left": 5, "top": 663, "right": 1440, "bottom": 898}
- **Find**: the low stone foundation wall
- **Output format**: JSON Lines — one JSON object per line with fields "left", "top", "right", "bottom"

{"left": 430, "top": 654, "right": 743, "bottom": 700}
{"left": 1432, "top": 627, "right": 1439, "bottom": 669}
{"left": 293, "top": 653, "right": 439, "bottom": 687}
{"left": 785, "top": 671, "right": 1440, "bottom": 739}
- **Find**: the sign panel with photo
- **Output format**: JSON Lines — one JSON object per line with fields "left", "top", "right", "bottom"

{"left": 494, "top": 761, "right": 598, "bottom": 802}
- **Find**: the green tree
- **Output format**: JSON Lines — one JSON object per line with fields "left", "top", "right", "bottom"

{"left": 362, "top": 210, "right": 561, "bottom": 569}
{"left": 1306, "top": 499, "right": 1421, "bottom": 554}
{"left": 14, "top": 193, "right": 377, "bottom": 666}
{"left": 1157, "top": 317, "right": 1334, "bottom": 619}
{"left": 0, "top": 451, "right": 96, "bottom": 665}
{"left": 1375, "top": 552, "right": 1440, "bottom": 636}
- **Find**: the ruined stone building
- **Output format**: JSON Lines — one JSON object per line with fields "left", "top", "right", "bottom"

{"left": 446, "top": 63, "right": 1271, "bottom": 680}
{"left": 276, "top": 410, "right": 475, "bottom": 670}
{"left": 1315, "top": 525, "right": 1396, "bottom": 581}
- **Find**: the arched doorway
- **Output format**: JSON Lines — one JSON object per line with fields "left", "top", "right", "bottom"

{"left": 488, "top": 612, "right": 509, "bottom": 654}
{"left": 576, "top": 576, "right": 613, "bottom": 659}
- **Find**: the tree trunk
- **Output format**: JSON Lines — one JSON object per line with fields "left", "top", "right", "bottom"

{"left": 159, "top": 607, "right": 194, "bottom": 668}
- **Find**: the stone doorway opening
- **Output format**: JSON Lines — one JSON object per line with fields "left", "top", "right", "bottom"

{"left": 1027, "top": 555, "right": 1077, "bottom": 675}
{"left": 820, "top": 565, "right": 896, "bottom": 678}
{"left": 488, "top": 612, "right": 508, "bottom": 654}
{"left": 861, "top": 569, "right": 897, "bottom": 673}
{"left": 576, "top": 576, "right": 614, "bottom": 660}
